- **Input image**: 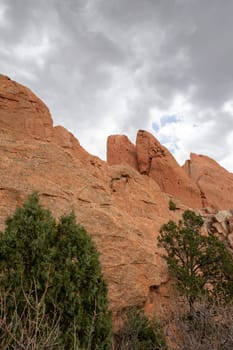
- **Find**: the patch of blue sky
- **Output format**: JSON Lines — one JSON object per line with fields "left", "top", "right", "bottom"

{"left": 169, "top": 144, "right": 179, "bottom": 155}
{"left": 159, "top": 135, "right": 170, "bottom": 144}
{"left": 152, "top": 114, "right": 179, "bottom": 134}
{"left": 160, "top": 114, "right": 178, "bottom": 127}
{"left": 152, "top": 122, "right": 160, "bottom": 132}
{"left": 160, "top": 136, "right": 180, "bottom": 155}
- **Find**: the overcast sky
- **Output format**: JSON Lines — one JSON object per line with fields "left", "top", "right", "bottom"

{"left": 1, "top": 0, "right": 233, "bottom": 171}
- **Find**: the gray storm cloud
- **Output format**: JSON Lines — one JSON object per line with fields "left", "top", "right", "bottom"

{"left": 1, "top": 0, "right": 233, "bottom": 170}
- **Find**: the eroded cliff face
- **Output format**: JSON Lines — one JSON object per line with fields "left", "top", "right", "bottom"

{"left": 1, "top": 74, "right": 233, "bottom": 325}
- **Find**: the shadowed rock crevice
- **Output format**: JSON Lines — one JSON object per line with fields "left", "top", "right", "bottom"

{"left": 110, "top": 173, "right": 130, "bottom": 193}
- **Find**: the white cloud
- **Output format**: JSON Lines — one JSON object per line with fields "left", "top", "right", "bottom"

{"left": 13, "top": 34, "right": 51, "bottom": 69}
{"left": 223, "top": 100, "right": 233, "bottom": 115}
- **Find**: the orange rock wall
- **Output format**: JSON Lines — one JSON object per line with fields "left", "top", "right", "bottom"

{"left": 1, "top": 74, "right": 233, "bottom": 325}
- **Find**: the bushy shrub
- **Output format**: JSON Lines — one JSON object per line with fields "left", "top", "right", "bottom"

{"left": 114, "top": 307, "right": 168, "bottom": 350}
{"left": 0, "top": 193, "right": 112, "bottom": 349}
{"left": 158, "top": 210, "right": 233, "bottom": 312}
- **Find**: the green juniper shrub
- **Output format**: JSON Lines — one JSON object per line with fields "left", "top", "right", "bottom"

{"left": 158, "top": 210, "right": 233, "bottom": 313}
{"left": 0, "top": 193, "right": 112, "bottom": 349}
{"left": 52, "top": 213, "right": 112, "bottom": 348}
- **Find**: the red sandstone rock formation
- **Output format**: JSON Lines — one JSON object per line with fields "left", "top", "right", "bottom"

{"left": 107, "top": 130, "right": 202, "bottom": 208}
{"left": 183, "top": 153, "right": 233, "bottom": 210}
{"left": 1, "top": 74, "right": 233, "bottom": 326}
{"left": 0, "top": 75, "right": 178, "bottom": 322}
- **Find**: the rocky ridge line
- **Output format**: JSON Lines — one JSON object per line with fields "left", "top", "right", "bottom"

{"left": 107, "top": 132, "right": 233, "bottom": 211}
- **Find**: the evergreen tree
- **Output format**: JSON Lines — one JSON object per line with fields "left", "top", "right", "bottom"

{"left": 51, "top": 213, "right": 112, "bottom": 348}
{"left": 0, "top": 193, "right": 112, "bottom": 349}
{"left": 158, "top": 210, "right": 233, "bottom": 311}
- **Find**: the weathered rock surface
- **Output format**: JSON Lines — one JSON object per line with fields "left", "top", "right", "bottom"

{"left": 183, "top": 153, "right": 233, "bottom": 210}
{"left": 0, "top": 75, "right": 180, "bottom": 322}
{"left": 1, "top": 75, "right": 233, "bottom": 326}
